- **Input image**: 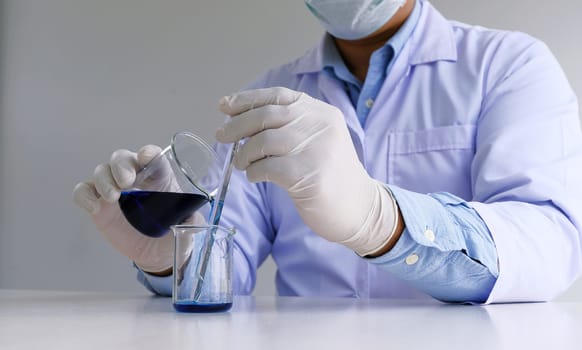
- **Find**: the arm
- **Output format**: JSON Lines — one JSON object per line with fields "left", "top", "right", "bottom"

{"left": 470, "top": 36, "right": 582, "bottom": 302}
{"left": 371, "top": 34, "right": 582, "bottom": 303}
{"left": 367, "top": 187, "right": 498, "bottom": 303}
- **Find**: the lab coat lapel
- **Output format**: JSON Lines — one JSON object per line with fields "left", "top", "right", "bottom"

{"left": 290, "top": 36, "right": 365, "bottom": 145}
{"left": 365, "top": 43, "right": 412, "bottom": 132}
{"left": 365, "top": 1, "right": 458, "bottom": 131}
{"left": 318, "top": 74, "right": 366, "bottom": 155}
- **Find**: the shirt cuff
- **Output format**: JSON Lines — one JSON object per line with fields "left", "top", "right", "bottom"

{"left": 365, "top": 185, "right": 498, "bottom": 303}
{"left": 134, "top": 263, "right": 173, "bottom": 297}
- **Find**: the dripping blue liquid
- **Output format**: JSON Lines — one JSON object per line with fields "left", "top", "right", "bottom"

{"left": 210, "top": 199, "right": 224, "bottom": 225}
{"left": 118, "top": 191, "right": 209, "bottom": 238}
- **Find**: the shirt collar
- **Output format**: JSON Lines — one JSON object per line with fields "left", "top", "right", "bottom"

{"left": 321, "top": 33, "right": 359, "bottom": 85}
{"left": 290, "top": 0, "right": 457, "bottom": 75}
{"left": 387, "top": 0, "right": 422, "bottom": 63}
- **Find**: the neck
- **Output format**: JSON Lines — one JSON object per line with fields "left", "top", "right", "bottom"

{"left": 333, "top": 0, "right": 415, "bottom": 82}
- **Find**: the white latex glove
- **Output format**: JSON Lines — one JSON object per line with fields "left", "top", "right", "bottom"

{"left": 217, "top": 87, "right": 400, "bottom": 256}
{"left": 73, "top": 145, "right": 204, "bottom": 273}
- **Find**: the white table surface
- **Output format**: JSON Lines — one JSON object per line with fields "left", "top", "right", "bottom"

{"left": 1, "top": 289, "right": 581, "bottom": 350}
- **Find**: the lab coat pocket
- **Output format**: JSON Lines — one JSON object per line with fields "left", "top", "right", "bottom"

{"left": 387, "top": 124, "right": 477, "bottom": 198}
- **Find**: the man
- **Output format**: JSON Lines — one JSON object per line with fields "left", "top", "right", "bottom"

{"left": 73, "top": 0, "right": 582, "bottom": 303}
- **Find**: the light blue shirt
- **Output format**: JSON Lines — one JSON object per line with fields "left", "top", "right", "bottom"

{"left": 322, "top": 0, "right": 421, "bottom": 127}
{"left": 138, "top": 0, "right": 582, "bottom": 303}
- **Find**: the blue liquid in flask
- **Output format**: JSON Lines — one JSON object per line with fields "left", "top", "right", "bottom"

{"left": 118, "top": 191, "right": 209, "bottom": 237}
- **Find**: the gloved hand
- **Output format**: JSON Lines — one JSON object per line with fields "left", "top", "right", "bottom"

{"left": 217, "top": 87, "right": 400, "bottom": 256}
{"left": 73, "top": 145, "right": 204, "bottom": 273}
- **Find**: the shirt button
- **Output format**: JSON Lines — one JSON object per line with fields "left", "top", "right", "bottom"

{"left": 424, "top": 229, "right": 435, "bottom": 242}
{"left": 365, "top": 98, "right": 374, "bottom": 108}
{"left": 405, "top": 254, "right": 419, "bottom": 265}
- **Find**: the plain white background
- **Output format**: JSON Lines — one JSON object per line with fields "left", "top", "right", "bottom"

{"left": 1, "top": 0, "right": 581, "bottom": 300}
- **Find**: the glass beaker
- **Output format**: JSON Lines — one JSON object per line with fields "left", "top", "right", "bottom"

{"left": 117, "top": 131, "right": 222, "bottom": 238}
{"left": 171, "top": 225, "right": 235, "bottom": 313}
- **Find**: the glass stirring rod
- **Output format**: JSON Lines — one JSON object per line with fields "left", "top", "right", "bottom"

{"left": 192, "top": 141, "right": 239, "bottom": 301}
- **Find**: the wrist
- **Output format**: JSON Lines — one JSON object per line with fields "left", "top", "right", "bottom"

{"left": 135, "top": 262, "right": 173, "bottom": 276}
{"left": 365, "top": 205, "right": 405, "bottom": 258}
{"left": 338, "top": 182, "right": 401, "bottom": 256}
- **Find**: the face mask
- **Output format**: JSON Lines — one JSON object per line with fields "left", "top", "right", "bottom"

{"left": 305, "top": 0, "right": 407, "bottom": 40}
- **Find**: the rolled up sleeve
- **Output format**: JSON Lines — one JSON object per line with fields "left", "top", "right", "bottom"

{"left": 368, "top": 186, "right": 498, "bottom": 303}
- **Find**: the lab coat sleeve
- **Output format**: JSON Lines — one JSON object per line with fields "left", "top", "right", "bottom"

{"left": 135, "top": 264, "right": 173, "bottom": 296}
{"left": 219, "top": 153, "right": 275, "bottom": 295}
{"left": 469, "top": 34, "right": 582, "bottom": 303}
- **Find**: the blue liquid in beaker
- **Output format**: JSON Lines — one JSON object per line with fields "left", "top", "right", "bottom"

{"left": 173, "top": 301, "right": 232, "bottom": 313}
{"left": 119, "top": 191, "right": 209, "bottom": 237}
